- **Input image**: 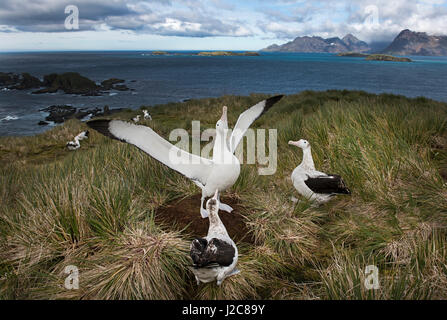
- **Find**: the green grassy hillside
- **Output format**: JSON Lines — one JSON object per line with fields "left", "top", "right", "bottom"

{"left": 1, "top": 90, "right": 447, "bottom": 299}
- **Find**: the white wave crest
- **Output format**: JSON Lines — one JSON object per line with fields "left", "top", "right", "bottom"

{"left": 0, "top": 115, "right": 19, "bottom": 121}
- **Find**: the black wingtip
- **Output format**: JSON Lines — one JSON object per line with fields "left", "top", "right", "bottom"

{"left": 261, "top": 95, "right": 284, "bottom": 116}
{"left": 86, "top": 119, "right": 121, "bottom": 141}
{"left": 265, "top": 94, "right": 284, "bottom": 109}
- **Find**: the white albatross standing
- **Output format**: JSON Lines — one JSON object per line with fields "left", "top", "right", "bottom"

{"left": 190, "top": 189, "right": 239, "bottom": 285}
{"left": 289, "top": 139, "right": 351, "bottom": 204}
{"left": 66, "top": 137, "right": 80, "bottom": 150}
{"left": 75, "top": 130, "right": 89, "bottom": 141}
{"left": 132, "top": 115, "right": 140, "bottom": 123}
{"left": 142, "top": 110, "right": 152, "bottom": 120}
{"left": 87, "top": 95, "right": 283, "bottom": 218}
{"left": 66, "top": 130, "right": 89, "bottom": 150}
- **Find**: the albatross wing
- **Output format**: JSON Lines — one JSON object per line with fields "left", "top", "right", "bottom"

{"left": 304, "top": 174, "right": 351, "bottom": 195}
{"left": 190, "top": 238, "right": 235, "bottom": 268}
{"left": 229, "top": 95, "right": 284, "bottom": 153}
{"left": 87, "top": 119, "right": 213, "bottom": 186}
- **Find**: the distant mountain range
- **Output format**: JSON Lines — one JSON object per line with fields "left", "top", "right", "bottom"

{"left": 382, "top": 29, "right": 447, "bottom": 56}
{"left": 261, "top": 34, "right": 370, "bottom": 53}
{"left": 261, "top": 29, "right": 447, "bottom": 56}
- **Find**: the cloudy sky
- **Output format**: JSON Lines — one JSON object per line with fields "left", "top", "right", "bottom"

{"left": 0, "top": 0, "right": 447, "bottom": 51}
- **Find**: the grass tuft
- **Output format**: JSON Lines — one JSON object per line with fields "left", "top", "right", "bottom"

{"left": 1, "top": 90, "right": 447, "bottom": 299}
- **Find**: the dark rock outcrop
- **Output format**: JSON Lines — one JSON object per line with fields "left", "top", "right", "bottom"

{"left": 2, "top": 72, "right": 133, "bottom": 96}
{"left": 33, "top": 72, "right": 98, "bottom": 95}
{"left": 0, "top": 72, "right": 42, "bottom": 90}
{"left": 40, "top": 105, "right": 77, "bottom": 123}
{"left": 0, "top": 72, "right": 131, "bottom": 95}
{"left": 382, "top": 29, "right": 447, "bottom": 56}
{"left": 111, "top": 84, "right": 129, "bottom": 91}
{"left": 11, "top": 73, "right": 42, "bottom": 90}
{"left": 39, "top": 105, "right": 128, "bottom": 124}
{"left": 101, "top": 78, "right": 129, "bottom": 91}
{"left": 0, "top": 72, "right": 20, "bottom": 87}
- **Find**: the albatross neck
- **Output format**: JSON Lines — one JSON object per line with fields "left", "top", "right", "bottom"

{"left": 300, "top": 147, "right": 315, "bottom": 171}
{"left": 208, "top": 209, "right": 228, "bottom": 236}
{"left": 213, "top": 128, "right": 232, "bottom": 162}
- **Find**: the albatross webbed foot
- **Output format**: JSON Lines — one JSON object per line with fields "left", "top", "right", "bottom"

{"left": 219, "top": 203, "right": 233, "bottom": 213}
{"left": 227, "top": 268, "right": 240, "bottom": 278}
{"left": 200, "top": 207, "right": 209, "bottom": 219}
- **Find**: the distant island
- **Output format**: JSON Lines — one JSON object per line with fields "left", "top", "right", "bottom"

{"left": 365, "top": 54, "right": 412, "bottom": 62}
{"left": 337, "top": 52, "right": 412, "bottom": 62}
{"left": 261, "top": 29, "right": 447, "bottom": 56}
{"left": 197, "top": 51, "right": 259, "bottom": 56}
{"left": 337, "top": 52, "right": 369, "bottom": 58}
{"left": 148, "top": 51, "right": 260, "bottom": 56}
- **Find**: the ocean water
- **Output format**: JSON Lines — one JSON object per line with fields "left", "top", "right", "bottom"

{"left": 1, "top": 51, "right": 447, "bottom": 136}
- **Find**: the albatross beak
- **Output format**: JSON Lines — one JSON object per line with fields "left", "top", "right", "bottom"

{"left": 213, "top": 189, "right": 219, "bottom": 200}
{"left": 288, "top": 140, "right": 297, "bottom": 146}
{"left": 220, "top": 106, "right": 227, "bottom": 122}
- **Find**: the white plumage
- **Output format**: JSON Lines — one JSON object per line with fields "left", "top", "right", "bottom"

{"left": 190, "top": 189, "right": 239, "bottom": 286}
{"left": 289, "top": 139, "right": 351, "bottom": 204}
{"left": 132, "top": 115, "right": 140, "bottom": 122}
{"left": 75, "top": 130, "right": 89, "bottom": 141}
{"left": 66, "top": 130, "right": 89, "bottom": 151}
{"left": 66, "top": 139, "right": 80, "bottom": 151}
{"left": 142, "top": 110, "right": 152, "bottom": 120}
{"left": 87, "top": 95, "right": 283, "bottom": 218}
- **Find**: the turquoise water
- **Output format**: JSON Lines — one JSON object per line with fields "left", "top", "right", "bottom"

{"left": 1, "top": 51, "right": 447, "bottom": 136}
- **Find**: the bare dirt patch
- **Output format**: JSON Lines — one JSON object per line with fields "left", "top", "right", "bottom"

{"left": 155, "top": 194, "right": 254, "bottom": 244}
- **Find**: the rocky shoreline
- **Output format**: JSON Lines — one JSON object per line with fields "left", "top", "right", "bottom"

{"left": 38, "top": 105, "right": 127, "bottom": 125}
{"left": 0, "top": 72, "right": 134, "bottom": 126}
{"left": 0, "top": 72, "right": 132, "bottom": 96}
{"left": 0, "top": 72, "right": 135, "bottom": 126}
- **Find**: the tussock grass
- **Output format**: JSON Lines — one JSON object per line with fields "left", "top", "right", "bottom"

{"left": 1, "top": 90, "right": 447, "bottom": 299}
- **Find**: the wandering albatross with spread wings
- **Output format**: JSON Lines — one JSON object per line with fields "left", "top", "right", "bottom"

{"left": 190, "top": 189, "right": 239, "bottom": 285}
{"left": 289, "top": 139, "right": 351, "bottom": 204}
{"left": 87, "top": 95, "right": 283, "bottom": 218}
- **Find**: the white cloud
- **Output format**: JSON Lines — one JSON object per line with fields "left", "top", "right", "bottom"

{"left": 0, "top": 0, "right": 447, "bottom": 50}
{"left": 256, "top": 0, "right": 447, "bottom": 42}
